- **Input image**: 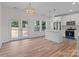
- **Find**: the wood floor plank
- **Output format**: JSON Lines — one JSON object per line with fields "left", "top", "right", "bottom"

{"left": 0, "top": 37, "right": 77, "bottom": 57}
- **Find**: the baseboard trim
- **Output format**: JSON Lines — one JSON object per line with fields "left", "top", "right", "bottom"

{"left": 29, "top": 36, "right": 45, "bottom": 39}
{"left": 2, "top": 36, "right": 45, "bottom": 44}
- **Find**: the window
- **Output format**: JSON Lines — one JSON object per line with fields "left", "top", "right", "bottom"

{"left": 34, "top": 21, "right": 40, "bottom": 31}
{"left": 11, "top": 21, "right": 19, "bottom": 27}
{"left": 42, "top": 21, "right": 46, "bottom": 31}
{"left": 11, "top": 20, "right": 19, "bottom": 38}
{"left": 22, "top": 21, "right": 28, "bottom": 28}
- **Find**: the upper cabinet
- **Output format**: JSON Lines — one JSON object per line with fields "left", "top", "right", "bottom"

{"left": 61, "top": 13, "right": 79, "bottom": 25}
{"left": 49, "top": 17, "right": 62, "bottom": 31}
{"left": 61, "top": 16, "right": 71, "bottom": 25}
{"left": 53, "top": 22, "right": 61, "bottom": 30}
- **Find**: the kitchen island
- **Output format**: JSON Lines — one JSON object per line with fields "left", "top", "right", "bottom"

{"left": 45, "top": 30, "right": 63, "bottom": 43}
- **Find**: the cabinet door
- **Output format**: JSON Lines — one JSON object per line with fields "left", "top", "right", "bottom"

{"left": 53, "top": 22, "right": 61, "bottom": 30}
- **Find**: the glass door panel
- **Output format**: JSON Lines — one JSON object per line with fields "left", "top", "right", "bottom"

{"left": 22, "top": 20, "right": 28, "bottom": 39}
{"left": 34, "top": 20, "right": 40, "bottom": 31}
{"left": 11, "top": 20, "right": 19, "bottom": 39}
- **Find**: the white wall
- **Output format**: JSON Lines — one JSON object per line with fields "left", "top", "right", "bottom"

{"left": 1, "top": 5, "right": 49, "bottom": 43}
{"left": 1, "top": 6, "right": 27, "bottom": 42}
{"left": 0, "top": 3, "right": 2, "bottom": 47}
{"left": 61, "top": 13, "right": 79, "bottom": 37}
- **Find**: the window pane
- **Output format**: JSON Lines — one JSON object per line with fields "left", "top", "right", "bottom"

{"left": 34, "top": 21, "right": 40, "bottom": 31}
{"left": 11, "top": 20, "right": 19, "bottom": 38}
{"left": 11, "top": 21, "right": 19, "bottom": 27}
{"left": 22, "top": 21, "right": 28, "bottom": 28}
{"left": 42, "top": 21, "right": 46, "bottom": 31}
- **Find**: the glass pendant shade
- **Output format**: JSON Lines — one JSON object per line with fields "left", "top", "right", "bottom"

{"left": 25, "top": 3, "right": 36, "bottom": 16}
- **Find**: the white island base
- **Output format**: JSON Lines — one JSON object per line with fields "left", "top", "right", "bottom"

{"left": 45, "top": 30, "right": 63, "bottom": 43}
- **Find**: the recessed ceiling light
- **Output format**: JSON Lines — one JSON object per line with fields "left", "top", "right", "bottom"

{"left": 72, "top": 2, "right": 76, "bottom": 5}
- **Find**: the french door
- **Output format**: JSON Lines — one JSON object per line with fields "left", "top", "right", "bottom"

{"left": 21, "top": 20, "right": 28, "bottom": 39}
{"left": 11, "top": 19, "right": 28, "bottom": 40}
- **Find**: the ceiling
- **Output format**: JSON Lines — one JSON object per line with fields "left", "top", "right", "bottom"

{"left": 1, "top": 2, "right": 79, "bottom": 16}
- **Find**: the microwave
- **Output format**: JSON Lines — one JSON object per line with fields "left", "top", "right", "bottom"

{"left": 66, "top": 21, "right": 75, "bottom": 25}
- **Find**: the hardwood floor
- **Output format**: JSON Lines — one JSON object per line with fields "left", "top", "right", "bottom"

{"left": 0, "top": 37, "right": 77, "bottom": 57}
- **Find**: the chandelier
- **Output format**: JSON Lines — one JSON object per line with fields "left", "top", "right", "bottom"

{"left": 25, "top": 3, "right": 36, "bottom": 16}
